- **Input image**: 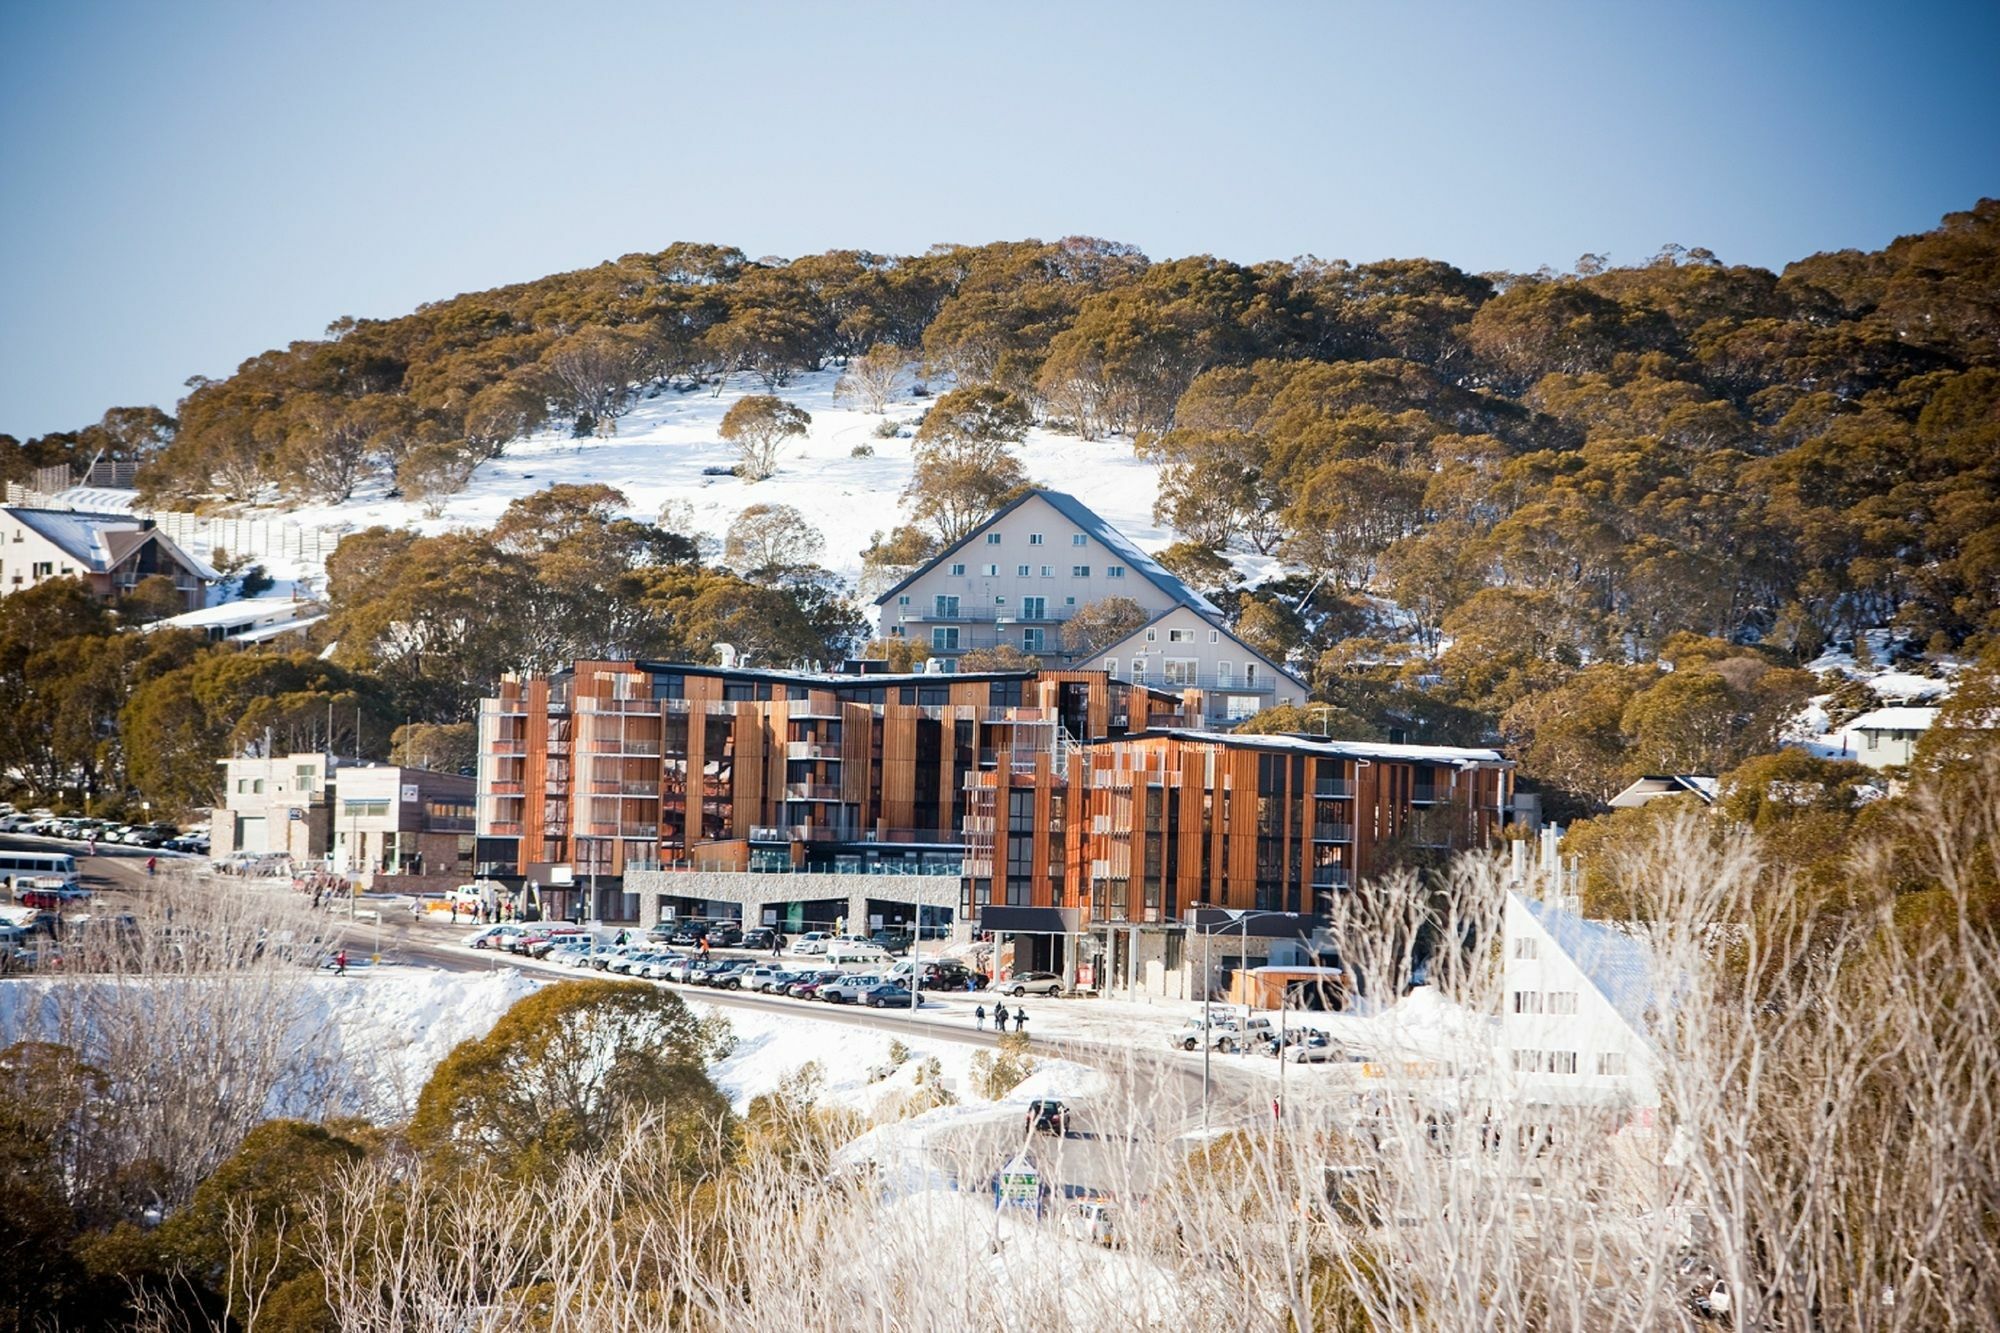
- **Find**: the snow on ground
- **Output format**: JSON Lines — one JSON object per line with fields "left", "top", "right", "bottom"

{"left": 266, "top": 369, "right": 1173, "bottom": 592}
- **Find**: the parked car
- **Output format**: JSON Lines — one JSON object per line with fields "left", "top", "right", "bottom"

{"left": 817, "top": 974, "right": 883, "bottom": 1004}
{"left": 1262, "top": 1028, "right": 1343, "bottom": 1062}
{"left": 1061, "top": 1198, "right": 1115, "bottom": 1247}
{"left": 787, "top": 970, "right": 844, "bottom": 998}
{"left": 740, "top": 927, "right": 777, "bottom": 951}
{"left": 466, "top": 924, "right": 528, "bottom": 950}
{"left": 754, "top": 969, "right": 803, "bottom": 994}
{"left": 606, "top": 950, "right": 662, "bottom": 976}
{"left": 545, "top": 943, "right": 594, "bottom": 967}
{"left": 793, "top": 931, "right": 832, "bottom": 956}
{"left": 709, "top": 923, "right": 744, "bottom": 948}
{"left": 823, "top": 942, "right": 891, "bottom": 966}
{"left": 1025, "top": 1099, "right": 1071, "bottom": 1135}
{"left": 1170, "top": 1013, "right": 1274, "bottom": 1052}
{"left": 705, "top": 960, "right": 754, "bottom": 989}
{"left": 870, "top": 929, "right": 913, "bottom": 956}
{"left": 996, "top": 971, "right": 1063, "bottom": 998}
{"left": 862, "top": 983, "right": 918, "bottom": 1008}
{"left": 634, "top": 952, "right": 686, "bottom": 980}
{"left": 735, "top": 965, "right": 789, "bottom": 992}
{"left": 525, "top": 927, "right": 592, "bottom": 958}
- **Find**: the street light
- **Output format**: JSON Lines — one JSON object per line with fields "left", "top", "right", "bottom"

{"left": 1186, "top": 906, "right": 1313, "bottom": 1134}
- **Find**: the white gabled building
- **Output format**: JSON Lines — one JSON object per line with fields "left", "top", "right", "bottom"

{"left": 1087, "top": 604, "right": 1309, "bottom": 725}
{"left": 872, "top": 488, "right": 1221, "bottom": 667}
{"left": 1834, "top": 706, "right": 1937, "bottom": 770}
{"left": 1501, "top": 891, "right": 1660, "bottom": 1125}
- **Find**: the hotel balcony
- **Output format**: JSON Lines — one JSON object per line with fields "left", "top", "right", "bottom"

{"left": 786, "top": 741, "right": 844, "bottom": 761}
{"left": 1312, "top": 823, "right": 1354, "bottom": 843}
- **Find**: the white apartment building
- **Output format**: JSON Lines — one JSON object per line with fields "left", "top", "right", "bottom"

{"left": 1088, "top": 604, "right": 1308, "bottom": 725}
{"left": 874, "top": 489, "right": 1221, "bottom": 667}
{"left": 1500, "top": 891, "right": 1659, "bottom": 1125}
{"left": 1, "top": 506, "right": 214, "bottom": 611}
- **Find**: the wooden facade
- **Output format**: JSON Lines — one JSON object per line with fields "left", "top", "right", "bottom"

{"left": 477, "top": 662, "right": 1193, "bottom": 882}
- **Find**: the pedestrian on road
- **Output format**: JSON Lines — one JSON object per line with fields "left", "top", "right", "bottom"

{"left": 86, "top": 836, "right": 96, "bottom": 857}
{"left": 334, "top": 949, "right": 348, "bottom": 976}
{"left": 975, "top": 1004, "right": 986, "bottom": 1032}
{"left": 146, "top": 856, "right": 157, "bottom": 877}
{"left": 614, "top": 928, "right": 628, "bottom": 947}
{"left": 772, "top": 933, "right": 785, "bottom": 957}
{"left": 1014, "top": 1007, "right": 1028, "bottom": 1036}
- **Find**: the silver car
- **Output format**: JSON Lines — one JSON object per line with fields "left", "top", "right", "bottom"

{"left": 996, "top": 971, "right": 1063, "bottom": 998}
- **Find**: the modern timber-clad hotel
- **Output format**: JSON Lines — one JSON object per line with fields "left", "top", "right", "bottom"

{"left": 476, "top": 658, "right": 1513, "bottom": 999}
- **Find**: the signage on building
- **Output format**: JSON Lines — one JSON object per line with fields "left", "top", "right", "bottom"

{"left": 550, "top": 865, "right": 574, "bottom": 885}
{"left": 400, "top": 783, "right": 420, "bottom": 803}
{"left": 287, "top": 808, "right": 304, "bottom": 821}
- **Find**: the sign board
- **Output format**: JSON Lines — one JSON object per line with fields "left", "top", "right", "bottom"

{"left": 1076, "top": 961, "right": 1094, "bottom": 988}
{"left": 996, "top": 1153, "right": 1041, "bottom": 1216}
{"left": 659, "top": 906, "right": 676, "bottom": 921}
{"left": 549, "top": 865, "right": 574, "bottom": 885}
{"left": 400, "top": 783, "right": 421, "bottom": 804}
{"left": 762, "top": 908, "right": 777, "bottom": 925}
{"left": 869, "top": 913, "right": 884, "bottom": 930}
{"left": 287, "top": 808, "right": 304, "bottom": 821}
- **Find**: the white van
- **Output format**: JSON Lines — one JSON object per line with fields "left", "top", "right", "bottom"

{"left": 0, "top": 851, "right": 80, "bottom": 892}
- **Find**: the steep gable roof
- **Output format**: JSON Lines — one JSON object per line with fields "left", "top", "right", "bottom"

{"left": 1519, "top": 894, "right": 1658, "bottom": 1033}
{"left": 872, "top": 489, "right": 1222, "bottom": 617}
{"left": 4, "top": 507, "right": 144, "bottom": 568}
{"left": 1094, "top": 603, "right": 1308, "bottom": 689}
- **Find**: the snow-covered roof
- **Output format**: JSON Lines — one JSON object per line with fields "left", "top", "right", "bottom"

{"left": 151, "top": 597, "right": 319, "bottom": 630}
{"left": 1139, "top": 728, "right": 1507, "bottom": 766}
{"left": 232, "top": 615, "right": 327, "bottom": 644}
{"left": 1609, "top": 774, "right": 1718, "bottom": 808}
{"left": 48, "top": 486, "right": 140, "bottom": 513}
{"left": 1844, "top": 706, "right": 1938, "bottom": 732}
{"left": 2, "top": 506, "right": 217, "bottom": 583}
{"left": 1519, "top": 895, "right": 1658, "bottom": 1033}
{"left": 872, "top": 488, "right": 1223, "bottom": 618}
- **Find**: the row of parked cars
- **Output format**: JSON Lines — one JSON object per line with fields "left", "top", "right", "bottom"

{"left": 465, "top": 922, "right": 982, "bottom": 1008}
{"left": 0, "top": 809, "right": 206, "bottom": 853}
{"left": 1170, "top": 1012, "right": 1352, "bottom": 1062}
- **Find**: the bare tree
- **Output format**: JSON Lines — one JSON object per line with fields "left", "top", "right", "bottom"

{"left": 834, "top": 343, "right": 913, "bottom": 414}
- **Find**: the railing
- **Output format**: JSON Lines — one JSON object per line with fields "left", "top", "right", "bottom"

{"left": 1313, "top": 823, "right": 1354, "bottom": 842}
{"left": 1311, "top": 868, "right": 1353, "bottom": 889}
{"left": 588, "top": 780, "right": 658, "bottom": 796}
{"left": 489, "top": 780, "right": 524, "bottom": 795}
{"left": 1411, "top": 786, "right": 1442, "bottom": 804}
{"left": 783, "top": 782, "right": 845, "bottom": 801}
{"left": 490, "top": 739, "right": 527, "bottom": 754}
{"left": 1140, "top": 673, "right": 1279, "bottom": 694}
{"left": 422, "top": 816, "right": 476, "bottom": 833}
{"left": 487, "top": 822, "right": 523, "bottom": 836}
{"left": 588, "top": 741, "right": 660, "bottom": 755}
{"left": 786, "top": 742, "right": 844, "bottom": 761}
{"left": 575, "top": 698, "right": 664, "bottom": 715}
{"left": 1315, "top": 779, "right": 1355, "bottom": 798}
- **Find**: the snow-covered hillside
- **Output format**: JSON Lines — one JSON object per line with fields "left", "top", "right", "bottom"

{"left": 276, "top": 370, "right": 1173, "bottom": 590}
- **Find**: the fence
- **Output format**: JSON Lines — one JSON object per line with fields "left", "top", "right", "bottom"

{"left": 2, "top": 483, "right": 349, "bottom": 571}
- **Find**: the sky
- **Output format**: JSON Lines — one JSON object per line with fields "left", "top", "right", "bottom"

{"left": 2, "top": 0, "right": 1996, "bottom": 438}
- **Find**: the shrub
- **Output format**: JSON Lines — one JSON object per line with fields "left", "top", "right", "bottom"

{"left": 850, "top": 442, "right": 875, "bottom": 457}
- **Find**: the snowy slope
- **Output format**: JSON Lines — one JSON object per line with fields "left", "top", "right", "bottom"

{"left": 272, "top": 369, "right": 1174, "bottom": 592}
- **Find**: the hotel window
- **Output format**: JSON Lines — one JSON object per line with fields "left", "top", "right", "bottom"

{"left": 1072, "top": 565, "right": 1090, "bottom": 577}
{"left": 983, "top": 564, "right": 998, "bottom": 576}
{"left": 933, "top": 594, "right": 959, "bottom": 617}
{"left": 1072, "top": 533, "right": 1087, "bottom": 546}
{"left": 252, "top": 779, "right": 265, "bottom": 795}
{"left": 1145, "top": 629, "right": 1157, "bottom": 642}
{"left": 1548, "top": 1051, "right": 1578, "bottom": 1074}
{"left": 985, "top": 532, "right": 1002, "bottom": 545}
{"left": 1596, "top": 1052, "right": 1627, "bottom": 1076}
{"left": 1107, "top": 565, "right": 1124, "bottom": 578}
{"left": 1103, "top": 659, "right": 1118, "bottom": 676}
{"left": 931, "top": 627, "right": 960, "bottom": 651}
{"left": 1164, "top": 659, "right": 1197, "bottom": 685}
{"left": 1511, "top": 990, "right": 1543, "bottom": 1014}
{"left": 949, "top": 563, "right": 966, "bottom": 576}
{"left": 897, "top": 595, "right": 910, "bottom": 606}
{"left": 1040, "top": 565, "right": 1053, "bottom": 577}
{"left": 1513, "top": 937, "right": 1538, "bottom": 960}
{"left": 1029, "top": 533, "right": 1044, "bottom": 545}
{"left": 1216, "top": 661, "right": 1235, "bottom": 686}
{"left": 1209, "top": 629, "right": 1219, "bottom": 643}
{"left": 32, "top": 561, "right": 53, "bottom": 578}
{"left": 1510, "top": 1049, "right": 1541, "bottom": 1073}
{"left": 1017, "top": 564, "right": 1031, "bottom": 576}
{"left": 1547, "top": 991, "right": 1578, "bottom": 1014}
{"left": 1169, "top": 628, "right": 1193, "bottom": 643}
{"left": 1022, "top": 628, "right": 1044, "bottom": 652}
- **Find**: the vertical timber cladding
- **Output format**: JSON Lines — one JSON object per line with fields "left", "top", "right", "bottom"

{"left": 523, "top": 676, "right": 548, "bottom": 871}
{"left": 839, "top": 699, "right": 871, "bottom": 810}
{"left": 880, "top": 701, "right": 916, "bottom": 831}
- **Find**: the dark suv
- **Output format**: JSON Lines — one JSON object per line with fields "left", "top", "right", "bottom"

{"left": 871, "top": 929, "right": 914, "bottom": 956}
{"left": 740, "top": 927, "right": 776, "bottom": 951}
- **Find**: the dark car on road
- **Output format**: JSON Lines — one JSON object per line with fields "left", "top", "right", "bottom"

{"left": 740, "top": 927, "right": 776, "bottom": 951}
{"left": 870, "top": 929, "right": 913, "bottom": 956}
{"left": 1026, "top": 1099, "right": 1071, "bottom": 1136}
{"left": 862, "top": 983, "right": 918, "bottom": 1008}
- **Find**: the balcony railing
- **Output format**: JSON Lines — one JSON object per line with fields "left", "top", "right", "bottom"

{"left": 1313, "top": 823, "right": 1354, "bottom": 842}
{"left": 786, "top": 741, "right": 844, "bottom": 761}
{"left": 1134, "top": 673, "right": 1278, "bottom": 694}
{"left": 1315, "top": 779, "right": 1355, "bottom": 798}
{"left": 488, "top": 780, "right": 524, "bottom": 795}
{"left": 487, "top": 821, "right": 523, "bottom": 836}
{"left": 490, "top": 739, "right": 527, "bottom": 754}
{"left": 588, "top": 780, "right": 658, "bottom": 796}
{"left": 588, "top": 740, "right": 660, "bottom": 755}
{"left": 783, "top": 782, "right": 845, "bottom": 801}
{"left": 1311, "top": 867, "right": 1354, "bottom": 889}
{"left": 1411, "top": 786, "right": 1442, "bottom": 805}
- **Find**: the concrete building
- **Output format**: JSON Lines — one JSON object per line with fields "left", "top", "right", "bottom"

{"left": 211, "top": 754, "right": 474, "bottom": 882}
{"left": 0, "top": 506, "right": 215, "bottom": 611}
{"left": 1085, "top": 604, "right": 1309, "bottom": 725}
{"left": 1834, "top": 706, "right": 1937, "bottom": 769}
{"left": 1501, "top": 891, "right": 1659, "bottom": 1124}
{"left": 328, "top": 764, "right": 477, "bottom": 880}
{"left": 211, "top": 753, "right": 334, "bottom": 863}
{"left": 872, "top": 489, "right": 1222, "bottom": 669}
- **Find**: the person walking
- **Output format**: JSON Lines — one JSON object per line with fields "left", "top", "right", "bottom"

{"left": 614, "top": 928, "right": 628, "bottom": 947}
{"left": 145, "top": 855, "right": 157, "bottom": 878}
{"left": 975, "top": 1004, "right": 986, "bottom": 1032}
{"left": 771, "top": 932, "right": 785, "bottom": 958}
{"left": 334, "top": 949, "right": 348, "bottom": 977}
{"left": 1014, "top": 1007, "right": 1028, "bottom": 1037}
{"left": 86, "top": 835, "right": 97, "bottom": 857}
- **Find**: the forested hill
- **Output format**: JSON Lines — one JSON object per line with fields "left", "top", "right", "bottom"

{"left": 8, "top": 202, "right": 1998, "bottom": 672}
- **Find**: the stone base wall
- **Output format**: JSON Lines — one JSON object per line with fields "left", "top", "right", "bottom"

{"left": 623, "top": 869, "right": 959, "bottom": 935}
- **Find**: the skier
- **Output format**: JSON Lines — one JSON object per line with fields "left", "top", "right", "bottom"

{"left": 975, "top": 1004, "right": 987, "bottom": 1032}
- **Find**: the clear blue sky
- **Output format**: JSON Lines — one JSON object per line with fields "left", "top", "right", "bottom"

{"left": 3, "top": 0, "right": 1996, "bottom": 438}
